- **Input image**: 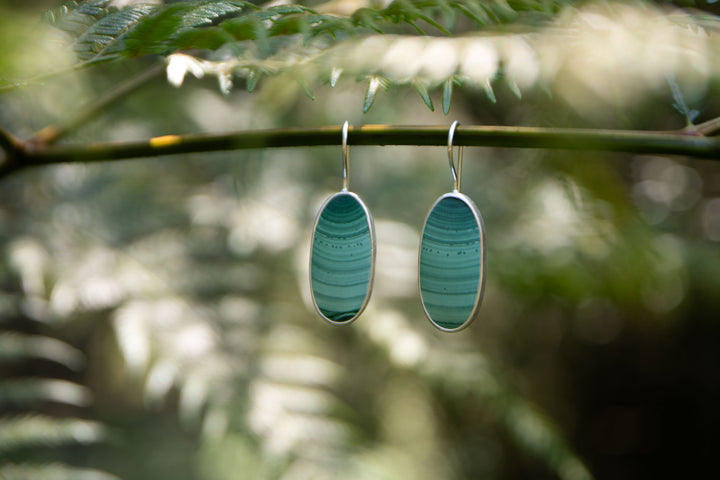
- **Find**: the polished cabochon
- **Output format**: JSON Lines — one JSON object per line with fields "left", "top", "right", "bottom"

{"left": 419, "top": 192, "right": 486, "bottom": 331}
{"left": 310, "top": 191, "right": 376, "bottom": 324}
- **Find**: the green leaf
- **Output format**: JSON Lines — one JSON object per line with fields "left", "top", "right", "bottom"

{"left": 431, "top": 0, "right": 457, "bottom": 30}
{"left": 294, "top": 74, "right": 315, "bottom": 100}
{"left": 48, "top": 0, "right": 563, "bottom": 67}
{"left": 506, "top": 78, "right": 522, "bottom": 99}
{"left": 72, "top": 4, "right": 157, "bottom": 61}
{"left": 309, "top": 15, "right": 356, "bottom": 40}
{"left": 351, "top": 8, "right": 384, "bottom": 33}
{"left": 117, "top": 4, "right": 189, "bottom": 57}
{"left": 413, "top": 81, "right": 434, "bottom": 111}
{"left": 256, "top": 4, "right": 316, "bottom": 21}
{"left": 38, "top": 0, "right": 600, "bottom": 111}
{"left": 363, "top": 76, "right": 382, "bottom": 113}
{"left": 484, "top": 79, "right": 496, "bottom": 103}
{"left": 50, "top": 0, "right": 113, "bottom": 37}
{"left": 0, "top": 379, "right": 91, "bottom": 408}
{"left": 222, "top": 16, "right": 269, "bottom": 55}
{"left": 177, "top": 1, "right": 247, "bottom": 28}
{"left": 0, "top": 463, "right": 119, "bottom": 480}
{"left": 123, "top": 2, "right": 247, "bottom": 57}
{"left": 73, "top": 5, "right": 156, "bottom": 60}
{"left": 451, "top": 0, "right": 492, "bottom": 25}
{"left": 173, "top": 27, "right": 237, "bottom": 51}
{"left": 246, "top": 68, "right": 261, "bottom": 92}
{"left": 221, "top": 16, "right": 258, "bottom": 40}
{"left": 0, "top": 333, "right": 84, "bottom": 370}
{"left": 382, "top": 0, "right": 450, "bottom": 35}
{"left": 442, "top": 77, "right": 453, "bottom": 115}
{"left": 329, "top": 67, "right": 342, "bottom": 87}
{"left": 0, "top": 416, "right": 106, "bottom": 452}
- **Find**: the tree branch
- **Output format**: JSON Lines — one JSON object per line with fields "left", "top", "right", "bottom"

{"left": 0, "top": 59, "right": 111, "bottom": 95}
{"left": 2, "top": 124, "right": 719, "bottom": 179}
{"left": 0, "top": 128, "right": 24, "bottom": 173}
{"left": 686, "top": 116, "right": 720, "bottom": 137}
{"left": 32, "top": 63, "right": 165, "bottom": 146}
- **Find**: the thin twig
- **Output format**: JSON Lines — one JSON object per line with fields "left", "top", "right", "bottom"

{"left": 0, "top": 128, "right": 23, "bottom": 172}
{"left": 32, "top": 63, "right": 165, "bottom": 146}
{"left": 685, "top": 116, "right": 720, "bottom": 137}
{"left": 0, "top": 58, "right": 113, "bottom": 95}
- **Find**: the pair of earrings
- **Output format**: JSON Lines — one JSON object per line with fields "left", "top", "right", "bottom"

{"left": 309, "top": 122, "right": 486, "bottom": 332}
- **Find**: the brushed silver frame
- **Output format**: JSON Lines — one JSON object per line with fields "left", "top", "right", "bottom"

{"left": 310, "top": 191, "right": 376, "bottom": 325}
{"left": 418, "top": 191, "right": 486, "bottom": 332}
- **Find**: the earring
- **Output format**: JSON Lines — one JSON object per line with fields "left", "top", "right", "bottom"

{"left": 310, "top": 121, "right": 376, "bottom": 324}
{"left": 418, "top": 121, "right": 486, "bottom": 332}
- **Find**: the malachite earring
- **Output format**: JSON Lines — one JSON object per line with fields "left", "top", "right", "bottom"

{"left": 310, "top": 121, "right": 376, "bottom": 324}
{"left": 419, "top": 121, "right": 486, "bottom": 332}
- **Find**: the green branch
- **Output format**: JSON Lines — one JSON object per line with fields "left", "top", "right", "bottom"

{"left": 0, "top": 62, "right": 99, "bottom": 94}
{"left": 0, "top": 128, "right": 23, "bottom": 173}
{"left": 1, "top": 124, "right": 719, "bottom": 179}
{"left": 687, "top": 116, "right": 720, "bottom": 137}
{"left": 32, "top": 63, "right": 164, "bottom": 146}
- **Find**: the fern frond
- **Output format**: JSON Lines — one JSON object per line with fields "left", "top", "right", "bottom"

{"left": 48, "top": 0, "right": 560, "bottom": 64}
{"left": 40, "top": 0, "right": 573, "bottom": 108}
{"left": 356, "top": 311, "right": 593, "bottom": 480}
{"left": 0, "top": 379, "right": 92, "bottom": 407}
{"left": 0, "top": 332, "right": 85, "bottom": 370}
{"left": 178, "top": 1, "right": 250, "bottom": 28}
{"left": 0, "top": 463, "right": 119, "bottom": 480}
{"left": 0, "top": 415, "right": 106, "bottom": 452}
{"left": 117, "top": 1, "right": 250, "bottom": 57}
{"left": 43, "top": 1, "right": 720, "bottom": 113}
{"left": 48, "top": 1, "right": 114, "bottom": 37}
{"left": 72, "top": 4, "right": 157, "bottom": 61}
{"left": 245, "top": 323, "right": 351, "bottom": 470}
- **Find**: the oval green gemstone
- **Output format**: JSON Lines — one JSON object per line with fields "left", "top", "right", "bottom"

{"left": 311, "top": 192, "right": 374, "bottom": 324}
{"left": 419, "top": 193, "right": 485, "bottom": 331}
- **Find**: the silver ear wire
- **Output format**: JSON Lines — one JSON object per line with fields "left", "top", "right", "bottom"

{"left": 447, "top": 120, "right": 463, "bottom": 192}
{"left": 342, "top": 121, "right": 349, "bottom": 191}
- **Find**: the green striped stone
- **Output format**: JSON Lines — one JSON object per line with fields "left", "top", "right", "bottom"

{"left": 419, "top": 193, "right": 484, "bottom": 331}
{"left": 311, "top": 192, "right": 374, "bottom": 324}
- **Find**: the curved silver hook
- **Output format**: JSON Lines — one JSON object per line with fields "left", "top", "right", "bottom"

{"left": 342, "top": 121, "right": 350, "bottom": 191}
{"left": 447, "top": 120, "right": 463, "bottom": 192}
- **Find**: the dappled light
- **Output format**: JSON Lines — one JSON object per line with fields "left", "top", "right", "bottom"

{"left": 632, "top": 156, "right": 703, "bottom": 224}
{"left": 702, "top": 197, "right": 720, "bottom": 241}
{"left": 361, "top": 309, "right": 429, "bottom": 367}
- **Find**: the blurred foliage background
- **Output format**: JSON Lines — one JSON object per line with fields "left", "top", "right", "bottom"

{"left": 1, "top": 0, "right": 720, "bottom": 479}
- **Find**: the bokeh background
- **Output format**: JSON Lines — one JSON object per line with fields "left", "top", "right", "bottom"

{"left": 1, "top": 1, "right": 720, "bottom": 479}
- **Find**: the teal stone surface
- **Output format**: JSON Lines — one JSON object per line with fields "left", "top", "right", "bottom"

{"left": 311, "top": 192, "right": 374, "bottom": 323}
{"left": 419, "top": 194, "right": 484, "bottom": 331}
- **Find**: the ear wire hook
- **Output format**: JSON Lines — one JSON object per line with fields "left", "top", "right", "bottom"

{"left": 342, "top": 121, "right": 350, "bottom": 192}
{"left": 447, "top": 120, "right": 463, "bottom": 193}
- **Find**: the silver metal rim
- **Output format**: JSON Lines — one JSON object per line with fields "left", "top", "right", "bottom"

{"left": 309, "top": 190, "right": 376, "bottom": 325}
{"left": 447, "top": 120, "right": 463, "bottom": 192}
{"left": 418, "top": 191, "right": 486, "bottom": 332}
